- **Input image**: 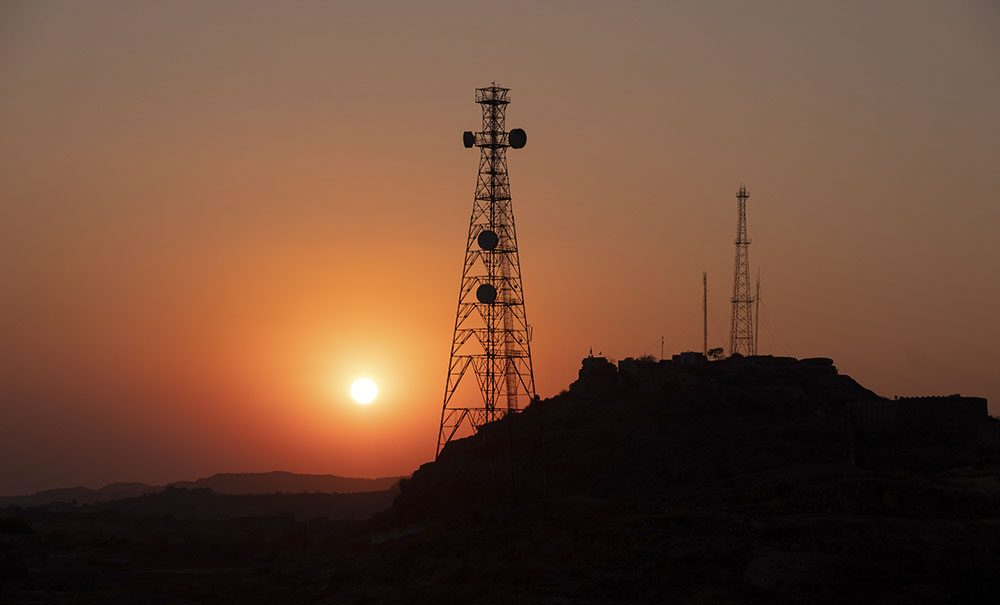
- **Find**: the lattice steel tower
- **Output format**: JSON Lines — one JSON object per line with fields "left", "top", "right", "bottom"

{"left": 729, "top": 184, "right": 755, "bottom": 356}
{"left": 436, "top": 83, "right": 536, "bottom": 457}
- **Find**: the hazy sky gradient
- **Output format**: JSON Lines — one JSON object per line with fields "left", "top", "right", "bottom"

{"left": 1, "top": 0, "right": 998, "bottom": 494}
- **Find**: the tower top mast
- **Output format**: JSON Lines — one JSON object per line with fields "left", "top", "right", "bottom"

{"left": 728, "top": 184, "right": 755, "bottom": 356}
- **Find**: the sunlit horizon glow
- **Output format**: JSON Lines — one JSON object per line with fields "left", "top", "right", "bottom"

{"left": 0, "top": 1, "right": 997, "bottom": 496}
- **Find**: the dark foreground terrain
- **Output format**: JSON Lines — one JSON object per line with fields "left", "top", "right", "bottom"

{"left": 0, "top": 486, "right": 398, "bottom": 604}
{"left": 2, "top": 355, "right": 998, "bottom": 603}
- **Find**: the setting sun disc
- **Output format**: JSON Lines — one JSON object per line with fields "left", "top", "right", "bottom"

{"left": 350, "top": 378, "right": 378, "bottom": 405}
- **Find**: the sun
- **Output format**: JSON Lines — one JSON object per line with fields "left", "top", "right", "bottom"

{"left": 350, "top": 377, "right": 378, "bottom": 405}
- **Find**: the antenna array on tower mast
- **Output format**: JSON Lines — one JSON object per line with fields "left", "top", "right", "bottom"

{"left": 436, "top": 84, "right": 536, "bottom": 458}
{"left": 728, "top": 184, "right": 755, "bottom": 356}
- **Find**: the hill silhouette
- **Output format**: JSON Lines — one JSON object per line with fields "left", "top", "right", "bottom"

{"left": 0, "top": 471, "right": 402, "bottom": 508}
{"left": 167, "top": 471, "right": 402, "bottom": 495}
{"left": 346, "top": 355, "right": 999, "bottom": 602}
{"left": 0, "top": 482, "right": 160, "bottom": 507}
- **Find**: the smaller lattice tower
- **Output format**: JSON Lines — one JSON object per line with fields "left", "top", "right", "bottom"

{"left": 728, "top": 184, "right": 755, "bottom": 356}
{"left": 436, "top": 83, "right": 536, "bottom": 458}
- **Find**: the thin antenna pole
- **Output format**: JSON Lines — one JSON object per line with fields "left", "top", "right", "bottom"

{"left": 661, "top": 336, "right": 665, "bottom": 360}
{"left": 702, "top": 271, "right": 708, "bottom": 356}
{"left": 754, "top": 272, "right": 760, "bottom": 355}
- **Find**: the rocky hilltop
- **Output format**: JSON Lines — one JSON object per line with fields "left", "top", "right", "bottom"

{"left": 353, "top": 355, "right": 998, "bottom": 603}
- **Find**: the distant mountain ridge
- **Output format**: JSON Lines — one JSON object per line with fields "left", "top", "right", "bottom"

{"left": 168, "top": 471, "right": 401, "bottom": 495}
{"left": 0, "top": 471, "right": 403, "bottom": 508}
{"left": 0, "top": 482, "right": 159, "bottom": 507}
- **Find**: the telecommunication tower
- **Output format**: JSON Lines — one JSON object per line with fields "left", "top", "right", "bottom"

{"left": 436, "top": 84, "right": 536, "bottom": 458}
{"left": 728, "top": 184, "right": 755, "bottom": 356}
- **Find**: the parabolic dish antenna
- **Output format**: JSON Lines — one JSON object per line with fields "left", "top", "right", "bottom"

{"left": 476, "top": 283, "right": 498, "bottom": 304}
{"left": 508, "top": 128, "right": 527, "bottom": 149}
{"left": 463, "top": 131, "right": 476, "bottom": 148}
{"left": 477, "top": 229, "right": 499, "bottom": 250}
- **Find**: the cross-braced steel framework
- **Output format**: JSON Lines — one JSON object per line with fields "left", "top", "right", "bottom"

{"left": 729, "top": 184, "right": 755, "bottom": 356}
{"left": 436, "top": 84, "right": 536, "bottom": 457}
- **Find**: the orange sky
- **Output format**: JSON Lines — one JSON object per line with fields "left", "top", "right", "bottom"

{"left": 1, "top": 1, "right": 998, "bottom": 495}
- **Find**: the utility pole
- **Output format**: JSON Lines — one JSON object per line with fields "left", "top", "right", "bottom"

{"left": 754, "top": 273, "right": 760, "bottom": 356}
{"left": 702, "top": 271, "right": 708, "bottom": 357}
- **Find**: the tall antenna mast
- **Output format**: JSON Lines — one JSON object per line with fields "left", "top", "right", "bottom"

{"left": 702, "top": 271, "right": 708, "bottom": 357}
{"left": 728, "top": 184, "right": 755, "bottom": 356}
{"left": 437, "top": 83, "right": 536, "bottom": 457}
